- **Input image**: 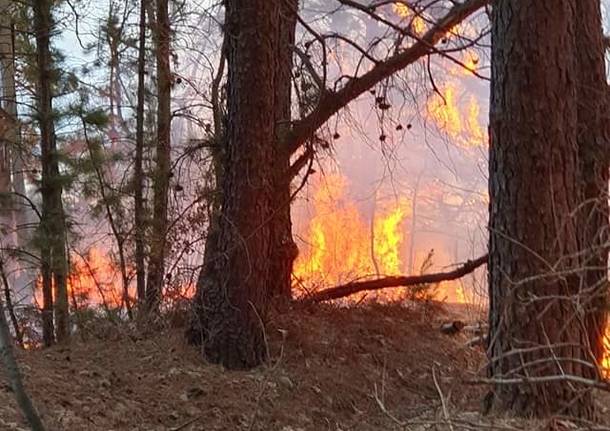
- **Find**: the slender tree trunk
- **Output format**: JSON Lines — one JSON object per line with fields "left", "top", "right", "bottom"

{"left": 134, "top": 0, "right": 147, "bottom": 305}
{"left": 487, "top": 0, "right": 599, "bottom": 418}
{"left": 0, "top": 4, "right": 34, "bottom": 300}
{"left": 0, "top": 0, "right": 12, "bottom": 239}
{"left": 0, "top": 258, "right": 23, "bottom": 346}
{"left": 34, "top": 0, "right": 69, "bottom": 344}
{"left": 188, "top": 0, "right": 279, "bottom": 369}
{"left": 0, "top": 276, "right": 46, "bottom": 430}
{"left": 146, "top": 0, "right": 171, "bottom": 311}
{"left": 573, "top": 0, "right": 609, "bottom": 366}
{"left": 269, "top": 0, "right": 299, "bottom": 300}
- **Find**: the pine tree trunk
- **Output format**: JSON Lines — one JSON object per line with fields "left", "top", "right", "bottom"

{"left": 34, "top": 0, "right": 69, "bottom": 344}
{"left": 188, "top": 0, "right": 279, "bottom": 369}
{"left": 574, "top": 0, "right": 609, "bottom": 366}
{"left": 146, "top": 0, "right": 171, "bottom": 311}
{"left": 269, "top": 0, "right": 298, "bottom": 300}
{"left": 487, "top": 0, "right": 603, "bottom": 418}
{"left": 134, "top": 0, "right": 147, "bottom": 305}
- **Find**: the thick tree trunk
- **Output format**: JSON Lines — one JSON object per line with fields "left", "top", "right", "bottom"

{"left": 188, "top": 0, "right": 279, "bottom": 369}
{"left": 269, "top": 0, "right": 299, "bottom": 300}
{"left": 134, "top": 0, "right": 147, "bottom": 304}
{"left": 487, "top": 0, "right": 601, "bottom": 418}
{"left": 574, "top": 0, "right": 609, "bottom": 366}
{"left": 34, "top": 0, "right": 69, "bottom": 344}
{"left": 146, "top": 0, "right": 171, "bottom": 312}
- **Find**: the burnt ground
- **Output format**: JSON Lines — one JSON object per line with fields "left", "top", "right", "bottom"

{"left": 0, "top": 302, "right": 608, "bottom": 430}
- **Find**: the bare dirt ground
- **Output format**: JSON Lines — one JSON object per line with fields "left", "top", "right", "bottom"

{"left": 0, "top": 302, "right": 608, "bottom": 430}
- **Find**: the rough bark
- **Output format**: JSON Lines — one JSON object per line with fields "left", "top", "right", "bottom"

{"left": 34, "top": 0, "right": 69, "bottom": 344}
{"left": 188, "top": 0, "right": 279, "bottom": 369}
{"left": 146, "top": 0, "right": 171, "bottom": 311}
{"left": 134, "top": 0, "right": 147, "bottom": 304}
{"left": 269, "top": 0, "right": 299, "bottom": 300}
{"left": 487, "top": 0, "right": 598, "bottom": 418}
{"left": 573, "top": 0, "right": 609, "bottom": 366}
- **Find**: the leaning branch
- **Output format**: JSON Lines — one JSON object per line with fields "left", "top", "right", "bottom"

{"left": 302, "top": 254, "right": 488, "bottom": 303}
{"left": 0, "top": 272, "right": 46, "bottom": 430}
{"left": 285, "top": 0, "right": 489, "bottom": 155}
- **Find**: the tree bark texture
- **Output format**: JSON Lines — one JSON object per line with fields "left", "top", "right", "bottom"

{"left": 573, "top": 0, "right": 609, "bottom": 366}
{"left": 134, "top": 0, "right": 148, "bottom": 304}
{"left": 269, "top": 0, "right": 299, "bottom": 300}
{"left": 34, "top": 0, "right": 69, "bottom": 344}
{"left": 146, "top": 0, "right": 172, "bottom": 311}
{"left": 188, "top": 0, "right": 280, "bottom": 369}
{"left": 487, "top": 0, "right": 605, "bottom": 418}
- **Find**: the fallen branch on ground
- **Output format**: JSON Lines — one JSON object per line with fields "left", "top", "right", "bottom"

{"left": 301, "top": 254, "right": 488, "bottom": 304}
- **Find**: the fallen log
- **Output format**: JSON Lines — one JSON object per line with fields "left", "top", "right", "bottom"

{"left": 301, "top": 254, "right": 488, "bottom": 304}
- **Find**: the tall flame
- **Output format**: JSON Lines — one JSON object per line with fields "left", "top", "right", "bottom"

{"left": 35, "top": 248, "right": 131, "bottom": 309}
{"left": 293, "top": 174, "right": 472, "bottom": 304}
{"left": 426, "top": 82, "right": 486, "bottom": 148}
{"left": 293, "top": 174, "right": 410, "bottom": 300}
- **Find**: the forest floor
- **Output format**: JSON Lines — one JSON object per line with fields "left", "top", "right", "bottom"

{"left": 0, "top": 301, "right": 609, "bottom": 431}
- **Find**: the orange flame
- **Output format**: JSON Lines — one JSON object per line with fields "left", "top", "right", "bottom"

{"left": 601, "top": 330, "right": 610, "bottom": 380}
{"left": 293, "top": 174, "right": 410, "bottom": 296}
{"left": 393, "top": 3, "right": 427, "bottom": 35}
{"left": 293, "top": 174, "right": 471, "bottom": 303}
{"left": 35, "top": 248, "right": 132, "bottom": 309}
{"left": 426, "top": 82, "right": 486, "bottom": 148}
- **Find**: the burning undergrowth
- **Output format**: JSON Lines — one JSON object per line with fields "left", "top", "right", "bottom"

{"left": 292, "top": 173, "right": 477, "bottom": 305}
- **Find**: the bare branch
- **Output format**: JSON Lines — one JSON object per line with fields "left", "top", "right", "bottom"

{"left": 301, "top": 254, "right": 487, "bottom": 303}
{"left": 285, "top": 0, "right": 489, "bottom": 155}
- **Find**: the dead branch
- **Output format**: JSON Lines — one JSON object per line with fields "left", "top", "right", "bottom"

{"left": 285, "top": 0, "right": 489, "bottom": 155}
{"left": 302, "top": 254, "right": 487, "bottom": 303}
{"left": 0, "top": 257, "right": 23, "bottom": 347}
{"left": 0, "top": 271, "right": 46, "bottom": 430}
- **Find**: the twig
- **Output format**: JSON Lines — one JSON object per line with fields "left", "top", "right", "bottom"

{"left": 432, "top": 365, "right": 455, "bottom": 431}
{"left": 169, "top": 416, "right": 201, "bottom": 431}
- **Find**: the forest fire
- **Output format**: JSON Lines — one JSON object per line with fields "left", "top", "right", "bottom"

{"left": 293, "top": 174, "right": 410, "bottom": 297}
{"left": 35, "top": 248, "right": 131, "bottom": 310}
{"left": 426, "top": 82, "right": 486, "bottom": 148}
{"left": 293, "top": 174, "right": 469, "bottom": 303}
